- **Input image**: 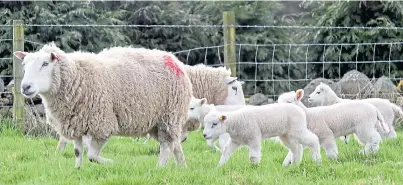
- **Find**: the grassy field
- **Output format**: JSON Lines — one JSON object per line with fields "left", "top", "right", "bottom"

{"left": 0, "top": 121, "right": 403, "bottom": 185}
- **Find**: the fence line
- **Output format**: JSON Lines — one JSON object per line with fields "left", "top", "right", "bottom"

{"left": 12, "top": 24, "right": 403, "bottom": 30}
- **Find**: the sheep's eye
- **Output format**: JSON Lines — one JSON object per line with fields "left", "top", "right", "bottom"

{"left": 190, "top": 107, "right": 194, "bottom": 110}
{"left": 212, "top": 122, "right": 218, "bottom": 126}
{"left": 232, "top": 86, "right": 237, "bottom": 90}
{"left": 286, "top": 101, "right": 292, "bottom": 103}
{"left": 316, "top": 92, "right": 320, "bottom": 94}
{"left": 42, "top": 62, "right": 49, "bottom": 67}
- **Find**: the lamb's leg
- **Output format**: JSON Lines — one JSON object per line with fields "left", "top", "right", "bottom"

{"left": 206, "top": 137, "right": 220, "bottom": 152}
{"left": 321, "top": 136, "right": 338, "bottom": 160}
{"left": 73, "top": 137, "right": 83, "bottom": 169}
{"left": 278, "top": 135, "right": 302, "bottom": 166}
{"left": 172, "top": 140, "right": 187, "bottom": 167}
{"left": 157, "top": 141, "right": 174, "bottom": 167}
{"left": 356, "top": 126, "right": 381, "bottom": 155}
{"left": 248, "top": 140, "right": 261, "bottom": 165}
{"left": 217, "top": 140, "right": 240, "bottom": 167}
{"left": 86, "top": 137, "right": 114, "bottom": 164}
{"left": 292, "top": 130, "right": 321, "bottom": 164}
{"left": 218, "top": 133, "right": 231, "bottom": 153}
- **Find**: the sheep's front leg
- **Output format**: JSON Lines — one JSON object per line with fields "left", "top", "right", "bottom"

{"left": 157, "top": 141, "right": 174, "bottom": 167}
{"left": 206, "top": 137, "right": 220, "bottom": 152}
{"left": 217, "top": 140, "right": 239, "bottom": 167}
{"left": 248, "top": 140, "right": 261, "bottom": 165}
{"left": 86, "top": 137, "right": 114, "bottom": 164}
{"left": 73, "top": 137, "right": 83, "bottom": 169}
{"left": 218, "top": 133, "right": 231, "bottom": 153}
{"left": 56, "top": 137, "right": 68, "bottom": 151}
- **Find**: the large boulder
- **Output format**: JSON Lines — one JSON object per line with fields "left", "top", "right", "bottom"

{"left": 302, "top": 78, "right": 341, "bottom": 107}
{"left": 248, "top": 93, "right": 269, "bottom": 105}
{"left": 337, "top": 70, "right": 373, "bottom": 99}
{"left": 370, "top": 76, "right": 401, "bottom": 103}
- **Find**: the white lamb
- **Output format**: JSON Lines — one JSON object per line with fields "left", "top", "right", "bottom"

{"left": 308, "top": 82, "right": 402, "bottom": 142}
{"left": 14, "top": 43, "right": 193, "bottom": 168}
{"left": 188, "top": 97, "right": 251, "bottom": 152}
{"left": 202, "top": 103, "right": 321, "bottom": 167}
{"left": 277, "top": 89, "right": 389, "bottom": 159}
{"left": 223, "top": 76, "right": 246, "bottom": 105}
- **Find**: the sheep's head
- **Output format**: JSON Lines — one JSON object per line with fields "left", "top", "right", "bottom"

{"left": 202, "top": 110, "right": 227, "bottom": 139}
{"left": 224, "top": 76, "right": 245, "bottom": 96}
{"left": 308, "top": 82, "right": 330, "bottom": 104}
{"left": 277, "top": 89, "right": 304, "bottom": 104}
{"left": 13, "top": 46, "right": 62, "bottom": 98}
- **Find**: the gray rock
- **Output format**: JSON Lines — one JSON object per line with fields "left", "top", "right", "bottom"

{"left": 370, "top": 76, "right": 401, "bottom": 103}
{"left": 337, "top": 70, "right": 373, "bottom": 99}
{"left": 248, "top": 93, "right": 268, "bottom": 105}
{"left": 302, "top": 78, "right": 341, "bottom": 107}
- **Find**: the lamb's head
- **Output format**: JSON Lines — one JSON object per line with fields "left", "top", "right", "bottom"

{"left": 13, "top": 43, "right": 64, "bottom": 98}
{"left": 224, "top": 76, "right": 245, "bottom": 96}
{"left": 308, "top": 82, "right": 331, "bottom": 104}
{"left": 202, "top": 110, "right": 227, "bottom": 139}
{"left": 277, "top": 89, "right": 304, "bottom": 104}
{"left": 188, "top": 97, "right": 216, "bottom": 121}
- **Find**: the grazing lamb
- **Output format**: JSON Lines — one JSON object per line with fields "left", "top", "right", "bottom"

{"left": 223, "top": 76, "right": 246, "bottom": 105}
{"left": 277, "top": 89, "right": 389, "bottom": 159}
{"left": 188, "top": 97, "right": 252, "bottom": 152}
{"left": 14, "top": 43, "right": 193, "bottom": 168}
{"left": 202, "top": 103, "right": 321, "bottom": 167}
{"left": 308, "top": 82, "right": 402, "bottom": 142}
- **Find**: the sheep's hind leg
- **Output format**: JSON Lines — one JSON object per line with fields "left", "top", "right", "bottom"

{"left": 279, "top": 135, "right": 302, "bottom": 166}
{"left": 217, "top": 139, "right": 239, "bottom": 167}
{"left": 356, "top": 127, "right": 381, "bottom": 155}
{"left": 321, "top": 136, "right": 338, "bottom": 160}
{"left": 157, "top": 141, "right": 174, "bottom": 167}
{"left": 172, "top": 139, "right": 187, "bottom": 167}
{"left": 86, "top": 137, "right": 114, "bottom": 164}
{"left": 73, "top": 137, "right": 83, "bottom": 169}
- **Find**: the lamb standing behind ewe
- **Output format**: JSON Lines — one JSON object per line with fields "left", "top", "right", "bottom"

{"left": 14, "top": 43, "right": 193, "bottom": 168}
{"left": 277, "top": 89, "right": 389, "bottom": 158}
{"left": 308, "top": 82, "right": 402, "bottom": 142}
{"left": 203, "top": 103, "right": 321, "bottom": 167}
{"left": 223, "top": 76, "right": 246, "bottom": 105}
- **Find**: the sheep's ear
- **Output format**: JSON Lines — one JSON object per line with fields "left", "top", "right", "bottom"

{"left": 240, "top": 81, "right": 245, "bottom": 85}
{"left": 200, "top": 98, "right": 207, "bottom": 105}
{"left": 296, "top": 89, "right": 304, "bottom": 101}
{"left": 50, "top": 52, "right": 61, "bottom": 62}
{"left": 13, "top": 51, "right": 28, "bottom": 60}
{"left": 218, "top": 115, "right": 227, "bottom": 121}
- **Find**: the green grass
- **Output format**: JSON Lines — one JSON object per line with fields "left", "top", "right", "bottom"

{"left": 0, "top": 122, "right": 403, "bottom": 185}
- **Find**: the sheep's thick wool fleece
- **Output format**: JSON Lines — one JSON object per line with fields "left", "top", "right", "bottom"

{"left": 41, "top": 45, "right": 193, "bottom": 142}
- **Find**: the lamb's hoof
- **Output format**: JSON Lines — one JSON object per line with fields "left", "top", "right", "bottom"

{"left": 250, "top": 157, "right": 260, "bottom": 165}
{"left": 282, "top": 160, "right": 292, "bottom": 167}
{"left": 359, "top": 149, "right": 367, "bottom": 155}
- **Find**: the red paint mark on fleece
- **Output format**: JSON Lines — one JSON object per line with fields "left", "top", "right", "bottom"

{"left": 163, "top": 55, "right": 184, "bottom": 77}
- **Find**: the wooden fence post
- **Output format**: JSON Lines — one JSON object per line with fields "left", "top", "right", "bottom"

{"left": 12, "top": 20, "right": 25, "bottom": 132}
{"left": 223, "top": 11, "right": 237, "bottom": 77}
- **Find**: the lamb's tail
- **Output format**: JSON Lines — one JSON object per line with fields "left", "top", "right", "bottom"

{"left": 375, "top": 107, "right": 390, "bottom": 133}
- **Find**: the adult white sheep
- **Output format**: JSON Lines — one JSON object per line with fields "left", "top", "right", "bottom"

{"left": 202, "top": 102, "right": 321, "bottom": 167}
{"left": 188, "top": 97, "right": 251, "bottom": 152}
{"left": 223, "top": 76, "right": 246, "bottom": 105}
{"left": 308, "top": 82, "right": 402, "bottom": 141}
{"left": 14, "top": 43, "right": 193, "bottom": 168}
{"left": 277, "top": 89, "right": 389, "bottom": 159}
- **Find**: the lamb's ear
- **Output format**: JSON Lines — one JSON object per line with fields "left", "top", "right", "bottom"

{"left": 218, "top": 115, "right": 227, "bottom": 121}
{"left": 224, "top": 76, "right": 237, "bottom": 84}
{"left": 295, "top": 89, "right": 304, "bottom": 101}
{"left": 240, "top": 81, "right": 245, "bottom": 85}
{"left": 13, "top": 51, "right": 28, "bottom": 60}
{"left": 200, "top": 98, "right": 207, "bottom": 105}
{"left": 50, "top": 52, "right": 61, "bottom": 63}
